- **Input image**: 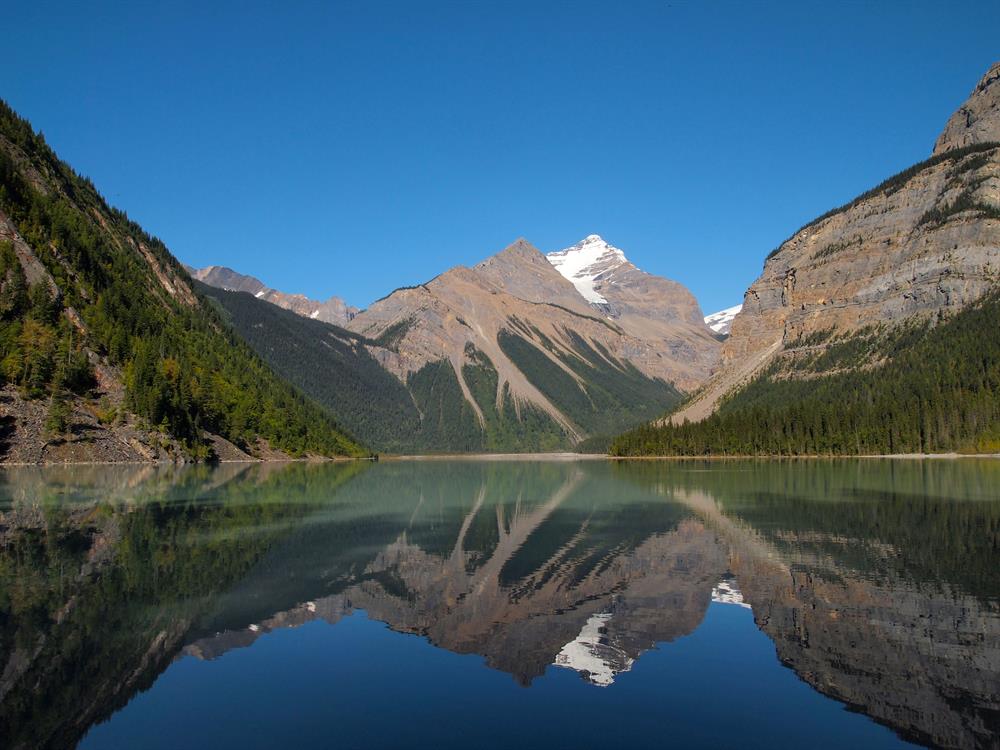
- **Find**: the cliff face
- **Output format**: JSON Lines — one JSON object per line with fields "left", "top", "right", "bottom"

{"left": 727, "top": 143, "right": 999, "bottom": 359}
{"left": 672, "top": 62, "right": 1000, "bottom": 424}
{"left": 934, "top": 61, "right": 1000, "bottom": 155}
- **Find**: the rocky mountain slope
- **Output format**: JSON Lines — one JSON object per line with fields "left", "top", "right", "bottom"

{"left": 934, "top": 60, "right": 1000, "bottom": 155}
{"left": 344, "top": 236, "right": 718, "bottom": 449}
{"left": 203, "top": 235, "right": 719, "bottom": 452}
{"left": 616, "top": 61, "right": 1000, "bottom": 454}
{"left": 0, "top": 100, "right": 364, "bottom": 462}
{"left": 548, "top": 236, "right": 709, "bottom": 336}
{"left": 189, "top": 264, "right": 358, "bottom": 325}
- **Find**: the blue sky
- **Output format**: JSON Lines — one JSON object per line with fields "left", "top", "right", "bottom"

{"left": 3, "top": 1, "right": 998, "bottom": 313}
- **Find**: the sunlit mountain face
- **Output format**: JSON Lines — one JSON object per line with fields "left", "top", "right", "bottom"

{"left": 1, "top": 459, "right": 997, "bottom": 749}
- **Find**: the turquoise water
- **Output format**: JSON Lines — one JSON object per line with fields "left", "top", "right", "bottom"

{"left": 1, "top": 459, "right": 997, "bottom": 749}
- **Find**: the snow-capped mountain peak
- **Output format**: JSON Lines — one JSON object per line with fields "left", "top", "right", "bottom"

{"left": 704, "top": 304, "right": 742, "bottom": 335}
{"left": 711, "top": 577, "right": 751, "bottom": 609}
{"left": 546, "top": 235, "right": 629, "bottom": 305}
{"left": 552, "top": 612, "right": 634, "bottom": 686}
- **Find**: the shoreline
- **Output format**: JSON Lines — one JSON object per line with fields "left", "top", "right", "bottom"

{"left": 606, "top": 452, "right": 1000, "bottom": 460}
{"left": 3, "top": 452, "right": 999, "bottom": 467}
{"left": 382, "top": 452, "right": 606, "bottom": 462}
{"left": 0, "top": 455, "right": 372, "bottom": 468}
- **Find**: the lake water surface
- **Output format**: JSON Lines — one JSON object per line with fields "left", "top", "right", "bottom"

{"left": 1, "top": 459, "right": 998, "bottom": 749}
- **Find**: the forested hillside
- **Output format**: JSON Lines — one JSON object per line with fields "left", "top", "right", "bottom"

{"left": 0, "top": 100, "right": 364, "bottom": 460}
{"left": 199, "top": 284, "right": 583, "bottom": 452}
{"left": 611, "top": 293, "right": 1000, "bottom": 456}
{"left": 633, "top": 62, "right": 1000, "bottom": 456}
{"left": 197, "top": 283, "right": 421, "bottom": 452}
{"left": 202, "top": 277, "right": 687, "bottom": 453}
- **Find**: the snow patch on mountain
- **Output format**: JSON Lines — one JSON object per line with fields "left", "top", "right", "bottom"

{"left": 704, "top": 304, "right": 742, "bottom": 335}
{"left": 711, "top": 577, "right": 751, "bottom": 608}
{"left": 546, "top": 235, "right": 628, "bottom": 305}
{"left": 553, "top": 611, "right": 634, "bottom": 686}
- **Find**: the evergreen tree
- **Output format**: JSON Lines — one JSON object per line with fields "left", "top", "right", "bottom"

{"left": 0, "top": 97, "right": 365, "bottom": 458}
{"left": 44, "top": 388, "right": 70, "bottom": 438}
{"left": 611, "top": 294, "right": 1000, "bottom": 457}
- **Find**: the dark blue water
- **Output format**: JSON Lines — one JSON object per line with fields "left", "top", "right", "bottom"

{"left": 1, "top": 459, "right": 997, "bottom": 749}
{"left": 80, "top": 605, "right": 908, "bottom": 750}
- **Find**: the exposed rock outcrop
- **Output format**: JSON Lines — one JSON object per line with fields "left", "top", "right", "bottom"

{"left": 673, "top": 62, "right": 1000, "bottom": 424}
{"left": 934, "top": 61, "right": 1000, "bottom": 155}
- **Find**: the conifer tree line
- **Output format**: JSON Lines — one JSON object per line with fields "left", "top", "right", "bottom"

{"left": 611, "top": 294, "right": 1000, "bottom": 456}
{"left": 0, "top": 99, "right": 364, "bottom": 458}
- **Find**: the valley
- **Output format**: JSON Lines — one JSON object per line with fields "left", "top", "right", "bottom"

{"left": 3, "top": 11, "right": 999, "bottom": 750}
{"left": 0, "top": 62, "right": 998, "bottom": 461}
{"left": 614, "top": 61, "right": 1000, "bottom": 456}
{"left": 196, "top": 236, "right": 718, "bottom": 453}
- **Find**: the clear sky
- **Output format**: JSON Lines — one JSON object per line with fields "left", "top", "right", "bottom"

{"left": 2, "top": 1, "right": 998, "bottom": 314}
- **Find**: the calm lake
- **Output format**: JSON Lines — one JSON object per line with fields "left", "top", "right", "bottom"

{"left": 1, "top": 459, "right": 998, "bottom": 749}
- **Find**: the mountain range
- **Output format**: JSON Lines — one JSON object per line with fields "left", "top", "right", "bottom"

{"left": 187, "top": 264, "right": 359, "bottom": 326}
{"left": 0, "top": 61, "right": 998, "bottom": 461}
{"left": 196, "top": 234, "right": 720, "bottom": 453}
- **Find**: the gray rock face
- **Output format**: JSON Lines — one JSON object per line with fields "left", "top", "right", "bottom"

{"left": 189, "top": 264, "right": 359, "bottom": 326}
{"left": 933, "top": 61, "right": 1000, "bottom": 155}
{"left": 673, "top": 62, "right": 1000, "bottom": 424}
{"left": 726, "top": 144, "right": 1000, "bottom": 362}
{"left": 546, "top": 234, "right": 709, "bottom": 328}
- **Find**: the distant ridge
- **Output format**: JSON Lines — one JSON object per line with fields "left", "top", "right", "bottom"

{"left": 189, "top": 264, "right": 358, "bottom": 326}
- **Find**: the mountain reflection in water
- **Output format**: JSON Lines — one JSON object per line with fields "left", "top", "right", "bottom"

{"left": 0, "top": 459, "right": 997, "bottom": 749}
